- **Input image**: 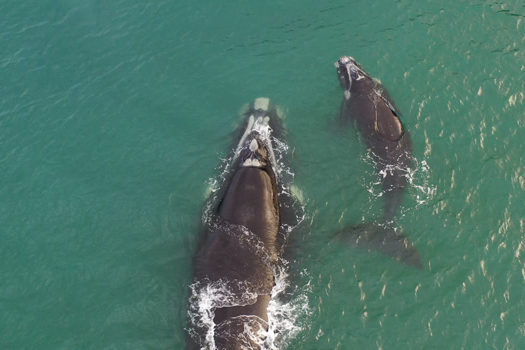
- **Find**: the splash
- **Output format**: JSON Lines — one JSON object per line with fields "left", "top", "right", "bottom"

{"left": 188, "top": 279, "right": 261, "bottom": 349}
{"left": 188, "top": 262, "right": 311, "bottom": 350}
{"left": 265, "top": 264, "right": 312, "bottom": 350}
{"left": 360, "top": 150, "right": 436, "bottom": 218}
{"left": 407, "top": 158, "right": 436, "bottom": 207}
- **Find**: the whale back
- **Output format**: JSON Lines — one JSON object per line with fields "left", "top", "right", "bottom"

{"left": 188, "top": 98, "right": 289, "bottom": 350}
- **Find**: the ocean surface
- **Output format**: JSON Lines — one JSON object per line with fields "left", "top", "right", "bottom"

{"left": 1, "top": 0, "right": 524, "bottom": 349}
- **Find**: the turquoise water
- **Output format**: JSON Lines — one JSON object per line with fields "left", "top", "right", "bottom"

{"left": 1, "top": 0, "right": 524, "bottom": 349}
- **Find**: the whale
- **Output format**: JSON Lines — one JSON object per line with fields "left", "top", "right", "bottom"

{"left": 187, "top": 98, "right": 299, "bottom": 349}
{"left": 335, "top": 56, "right": 422, "bottom": 268}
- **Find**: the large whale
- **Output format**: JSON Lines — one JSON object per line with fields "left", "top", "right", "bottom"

{"left": 335, "top": 56, "right": 422, "bottom": 268}
{"left": 187, "top": 98, "right": 299, "bottom": 349}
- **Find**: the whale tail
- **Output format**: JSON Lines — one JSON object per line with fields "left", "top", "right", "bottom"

{"left": 335, "top": 222, "right": 423, "bottom": 269}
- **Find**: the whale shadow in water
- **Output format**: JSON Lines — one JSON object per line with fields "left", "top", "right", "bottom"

{"left": 334, "top": 56, "right": 423, "bottom": 269}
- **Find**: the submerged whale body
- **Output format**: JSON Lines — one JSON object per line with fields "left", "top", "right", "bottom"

{"left": 335, "top": 56, "right": 423, "bottom": 269}
{"left": 187, "top": 98, "right": 299, "bottom": 349}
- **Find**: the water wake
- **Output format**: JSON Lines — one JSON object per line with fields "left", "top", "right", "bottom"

{"left": 360, "top": 150, "right": 436, "bottom": 220}
{"left": 188, "top": 263, "right": 311, "bottom": 350}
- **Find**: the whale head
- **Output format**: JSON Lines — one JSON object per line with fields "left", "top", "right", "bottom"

{"left": 238, "top": 133, "right": 271, "bottom": 168}
{"left": 232, "top": 98, "right": 279, "bottom": 172}
{"left": 335, "top": 56, "right": 366, "bottom": 99}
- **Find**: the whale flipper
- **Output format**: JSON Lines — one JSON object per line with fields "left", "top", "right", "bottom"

{"left": 336, "top": 223, "right": 423, "bottom": 269}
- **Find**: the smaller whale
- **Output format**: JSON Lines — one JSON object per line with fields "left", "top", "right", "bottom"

{"left": 335, "top": 56, "right": 422, "bottom": 269}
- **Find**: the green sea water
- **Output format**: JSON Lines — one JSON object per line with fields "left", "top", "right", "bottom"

{"left": 1, "top": 0, "right": 524, "bottom": 349}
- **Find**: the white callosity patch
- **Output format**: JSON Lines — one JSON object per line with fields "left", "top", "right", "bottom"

{"left": 234, "top": 115, "right": 255, "bottom": 162}
{"left": 233, "top": 113, "right": 277, "bottom": 171}
{"left": 254, "top": 97, "right": 270, "bottom": 111}
{"left": 340, "top": 57, "right": 366, "bottom": 82}
{"left": 339, "top": 55, "right": 352, "bottom": 64}
{"left": 337, "top": 56, "right": 366, "bottom": 100}
{"left": 249, "top": 139, "right": 258, "bottom": 152}
{"left": 242, "top": 158, "right": 262, "bottom": 167}
{"left": 242, "top": 139, "right": 263, "bottom": 167}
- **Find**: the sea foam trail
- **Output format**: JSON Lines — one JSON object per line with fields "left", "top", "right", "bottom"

{"left": 188, "top": 263, "right": 311, "bottom": 350}
{"left": 360, "top": 150, "right": 436, "bottom": 220}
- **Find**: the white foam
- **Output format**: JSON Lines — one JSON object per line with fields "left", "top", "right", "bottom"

{"left": 265, "top": 265, "right": 311, "bottom": 349}
{"left": 290, "top": 185, "right": 304, "bottom": 205}
{"left": 188, "top": 250, "right": 311, "bottom": 350}
{"left": 188, "top": 279, "right": 260, "bottom": 349}
{"left": 360, "top": 150, "right": 436, "bottom": 217}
